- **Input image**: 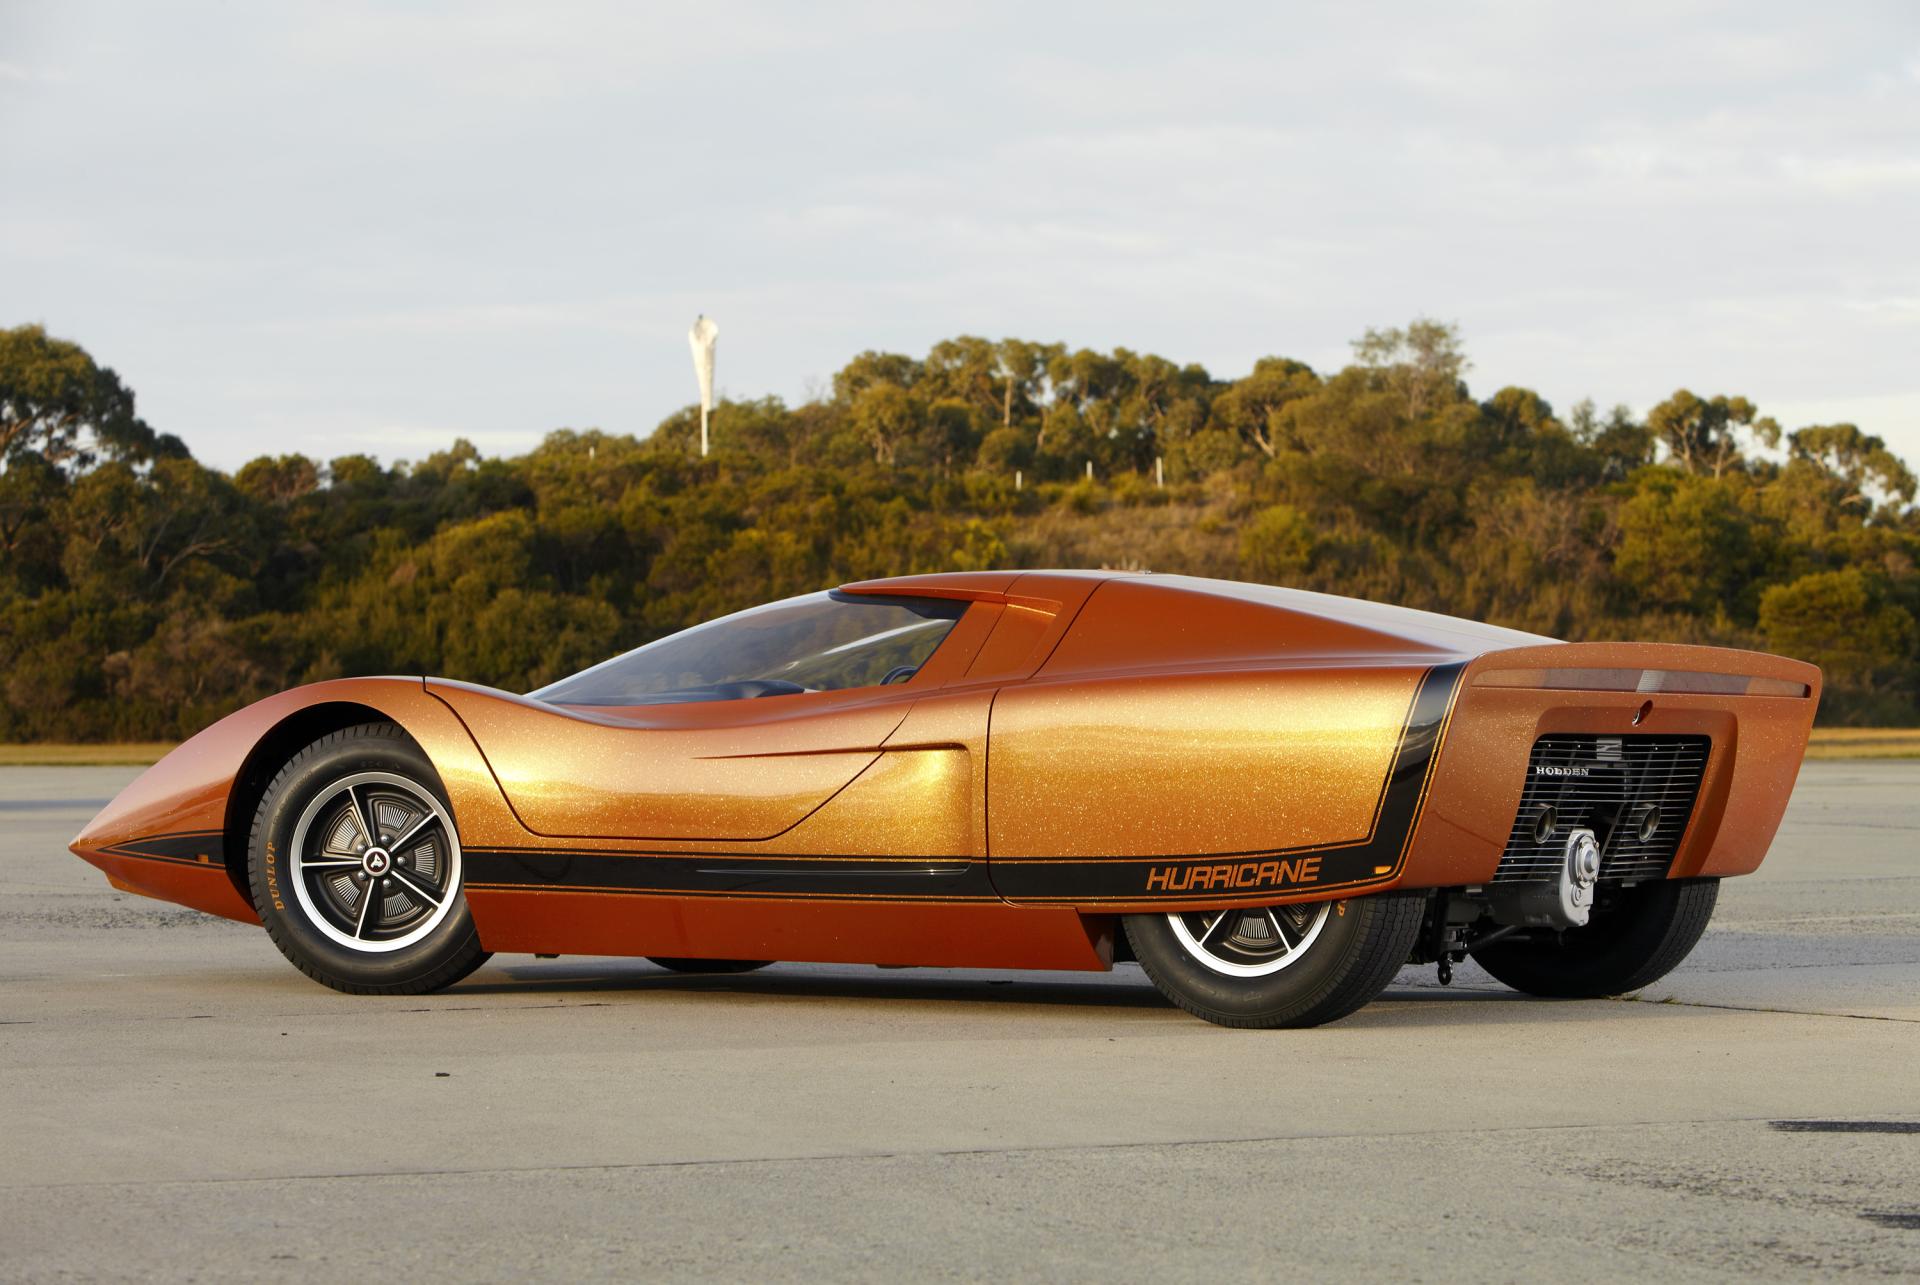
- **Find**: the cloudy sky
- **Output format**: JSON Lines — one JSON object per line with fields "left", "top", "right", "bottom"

{"left": 3, "top": 2, "right": 1917, "bottom": 469}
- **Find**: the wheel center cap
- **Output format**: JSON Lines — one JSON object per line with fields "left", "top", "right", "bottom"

{"left": 363, "top": 848, "right": 392, "bottom": 876}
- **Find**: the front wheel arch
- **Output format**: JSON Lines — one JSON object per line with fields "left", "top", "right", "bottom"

{"left": 223, "top": 701, "right": 422, "bottom": 912}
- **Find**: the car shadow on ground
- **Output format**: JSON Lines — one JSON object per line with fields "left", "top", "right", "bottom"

{"left": 448, "top": 958, "right": 1560, "bottom": 1024}
{"left": 466, "top": 959, "right": 1174, "bottom": 1010}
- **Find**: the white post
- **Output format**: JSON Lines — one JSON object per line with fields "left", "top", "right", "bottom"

{"left": 1155, "top": 455, "right": 1163, "bottom": 488}
{"left": 1015, "top": 469, "right": 1023, "bottom": 491}
{"left": 1085, "top": 460, "right": 1093, "bottom": 481}
{"left": 688, "top": 315, "right": 719, "bottom": 458}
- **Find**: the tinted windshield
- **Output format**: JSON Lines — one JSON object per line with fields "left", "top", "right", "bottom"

{"left": 530, "top": 591, "right": 967, "bottom": 706}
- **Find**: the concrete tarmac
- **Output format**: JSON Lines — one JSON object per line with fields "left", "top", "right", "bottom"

{"left": 2, "top": 763, "right": 1916, "bottom": 1281}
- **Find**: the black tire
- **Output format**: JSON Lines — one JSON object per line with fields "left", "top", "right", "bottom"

{"left": 247, "top": 722, "right": 489, "bottom": 995}
{"left": 646, "top": 958, "right": 773, "bottom": 974}
{"left": 1471, "top": 877, "right": 1719, "bottom": 998}
{"left": 1124, "top": 893, "right": 1426, "bottom": 1029}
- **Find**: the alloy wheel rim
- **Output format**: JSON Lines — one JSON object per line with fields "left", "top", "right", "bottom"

{"left": 1167, "top": 902, "right": 1332, "bottom": 977}
{"left": 288, "top": 770, "right": 461, "bottom": 953}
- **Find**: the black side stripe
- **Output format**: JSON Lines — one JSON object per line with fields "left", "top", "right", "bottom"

{"left": 98, "top": 831, "right": 224, "bottom": 869}
{"left": 466, "top": 853, "right": 996, "bottom": 901}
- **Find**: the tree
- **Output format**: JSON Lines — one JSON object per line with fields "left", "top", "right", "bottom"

{"left": 920, "top": 337, "right": 1002, "bottom": 424}
{"left": 235, "top": 454, "right": 321, "bottom": 505}
{"left": 975, "top": 426, "right": 1033, "bottom": 473}
{"left": 832, "top": 351, "right": 922, "bottom": 403}
{"left": 1045, "top": 348, "right": 1127, "bottom": 424}
{"left": 0, "top": 451, "right": 65, "bottom": 576}
{"left": 1647, "top": 390, "right": 1779, "bottom": 477}
{"left": 1352, "top": 318, "right": 1469, "bottom": 419}
{"left": 1612, "top": 472, "right": 1768, "bottom": 617}
{"left": 1570, "top": 399, "right": 1654, "bottom": 480}
{"left": 1481, "top": 387, "right": 1557, "bottom": 444}
{"left": 991, "top": 339, "right": 1061, "bottom": 428}
{"left": 1760, "top": 570, "right": 1915, "bottom": 705}
{"left": 5, "top": 322, "right": 1920, "bottom": 742}
{"left": 0, "top": 325, "right": 177, "bottom": 469}
{"left": 849, "top": 383, "right": 923, "bottom": 467}
{"left": 327, "top": 454, "right": 388, "bottom": 489}
{"left": 924, "top": 399, "right": 981, "bottom": 473}
{"left": 1240, "top": 505, "right": 1318, "bottom": 582}
{"left": 135, "top": 458, "right": 245, "bottom": 589}
{"left": 1209, "top": 358, "right": 1318, "bottom": 458}
{"left": 1112, "top": 349, "right": 1212, "bottom": 464}
{"left": 1035, "top": 402, "right": 1095, "bottom": 477}
{"left": 1788, "top": 424, "right": 1917, "bottom": 514}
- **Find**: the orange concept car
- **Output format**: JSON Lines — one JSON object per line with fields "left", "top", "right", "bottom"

{"left": 71, "top": 570, "right": 1821, "bottom": 1027}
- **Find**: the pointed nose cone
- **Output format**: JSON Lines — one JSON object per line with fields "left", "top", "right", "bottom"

{"left": 66, "top": 743, "right": 212, "bottom": 862}
{"left": 71, "top": 801, "right": 120, "bottom": 859}
{"left": 63, "top": 739, "right": 261, "bottom": 924}
{"left": 70, "top": 775, "right": 142, "bottom": 862}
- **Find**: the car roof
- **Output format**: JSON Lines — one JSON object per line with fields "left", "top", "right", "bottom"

{"left": 838, "top": 569, "right": 1553, "bottom": 662}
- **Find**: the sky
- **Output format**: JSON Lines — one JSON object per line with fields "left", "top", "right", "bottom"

{"left": 3, "top": 1, "right": 1918, "bottom": 471}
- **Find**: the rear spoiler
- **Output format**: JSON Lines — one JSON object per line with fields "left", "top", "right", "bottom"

{"left": 1466, "top": 641, "right": 1819, "bottom": 701}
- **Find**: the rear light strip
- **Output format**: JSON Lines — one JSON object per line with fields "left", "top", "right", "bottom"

{"left": 1474, "top": 667, "right": 1810, "bottom": 698}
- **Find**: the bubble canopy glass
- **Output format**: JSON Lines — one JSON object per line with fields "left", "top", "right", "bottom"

{"left": 529, "top": 591, "right": 967, "bottom": 707}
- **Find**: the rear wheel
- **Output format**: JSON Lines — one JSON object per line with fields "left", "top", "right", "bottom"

{"left": 1471, "top": 877, "right": 1719, "bottom": 998}
{"left": 1125, "top": 893, "right": 1425, "bottom": 1028}
{"left": 646, "top": 958, "right": 772, "bottom": 974}
{"left": 248, "top": 723, "right": 489, "bottom": 995}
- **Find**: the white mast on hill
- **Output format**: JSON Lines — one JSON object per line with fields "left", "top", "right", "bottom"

{"left": 688, "top": 315, "right": 719, "bottom": 457}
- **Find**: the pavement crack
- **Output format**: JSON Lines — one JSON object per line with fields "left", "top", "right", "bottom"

{"left": 10, "top": 1112, "right": 1919, "bottom": 1194}
{"left": 1858, "top": 1211, "right": 1920, "bottom": 1230}
{"left": 1686, "top": 958, "right": 1920, "bottom": 974}
{"left": 1613, "top": 996, "right": 1919, "bottom": 1024}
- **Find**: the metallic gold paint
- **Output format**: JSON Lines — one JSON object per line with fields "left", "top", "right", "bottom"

{"left": 776, "top": 749, "right": 974, "bottom": 858}
{"left": 431, "top": 679, "right": 915, "bottom": 841}
{"left": 988, "top": 667, "right": 1422, "bottom": 860}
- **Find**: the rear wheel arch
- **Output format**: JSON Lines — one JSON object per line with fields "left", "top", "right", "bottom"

{"left": 1124, "top": 891, "right": 1426, "bottom": 1028}
{"left": 222, "top": 702, "right": 429, "bottom": 911}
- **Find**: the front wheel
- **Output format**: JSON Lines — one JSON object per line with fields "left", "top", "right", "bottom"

{"left": 1471, "top": 877, "right": 1719, "bottom": 998}
{"left": 1124, "top": 893, "right": 1425, "bottom": 1029}
{"left": 248, "top": 723, "right": 490, "bottom": 995}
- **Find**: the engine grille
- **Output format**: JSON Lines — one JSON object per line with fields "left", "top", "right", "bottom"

{"left": 1491, "top": 734, "right": 1711, "bottom": 884}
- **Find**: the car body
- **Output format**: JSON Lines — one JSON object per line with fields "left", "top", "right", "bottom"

{"left": 70, "top": 570, "right": 1821, "bottom": 1025}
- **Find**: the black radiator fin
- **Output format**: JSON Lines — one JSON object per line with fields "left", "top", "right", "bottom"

{"left": 1493, "top": 734, "right": 1711, "bottom": 884}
